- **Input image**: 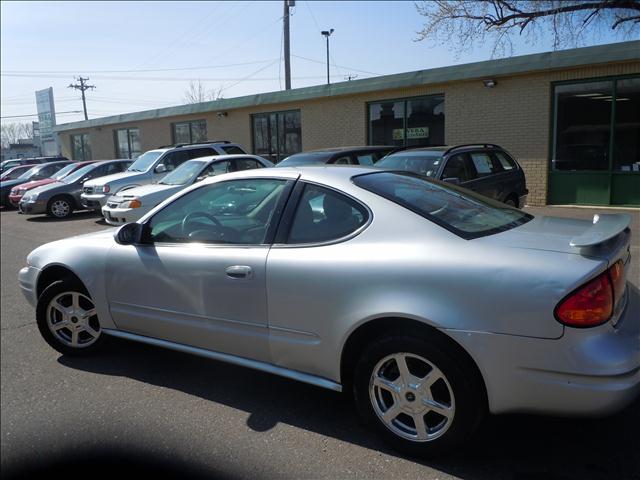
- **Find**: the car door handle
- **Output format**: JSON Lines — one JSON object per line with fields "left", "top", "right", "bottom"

{"left": 225, "top": 265, "right": 253, "bottom": 279}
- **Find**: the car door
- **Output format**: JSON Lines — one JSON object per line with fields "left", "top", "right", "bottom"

{"left": 265, "top": 182, "right": 370, "bottom": 378}
{"left": 440, "top": 153, "right": 476, "bottom": 188}
{"left": 463, "top": 150, "right": 502, "bottom": 199}
{"left": 155, "top": 151, "right": 190, "bottom": 178}
{"left": 105, "top": 176, "right": 295, "bottom": 362}
{"left": 491, "top": 150, "right": 523, "bottom": 202}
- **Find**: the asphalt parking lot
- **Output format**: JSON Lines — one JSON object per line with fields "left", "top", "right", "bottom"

{"left": 1, "top": 206, "right": 639, "bottom": 480}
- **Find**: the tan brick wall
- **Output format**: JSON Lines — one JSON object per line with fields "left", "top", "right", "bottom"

{"left": 59, "top": 60, "right": 640, "bottom": 205}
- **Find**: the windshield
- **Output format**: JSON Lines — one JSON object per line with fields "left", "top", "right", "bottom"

{"left": 127, "top": 151, "right": 163, "bottom": 172}
{"left": 353, "top": 172, "right": 531, "bottom": 240}
{"left": 52, "top": 163, "right": 77, "bottom": 180}
{"left": 159, "top": 160, "right": 204, "bottom": 186}
{"left": 62, "top": 163, "right": 96, "bottom": 184}
{"left": 278, "top": 152, "right": 333, "bottom": 167}
{"left": 376, "top": 151, "right": 444, "bottom": 177}
{"left": 1, "top": 166, "right": 29, "bottom": 180}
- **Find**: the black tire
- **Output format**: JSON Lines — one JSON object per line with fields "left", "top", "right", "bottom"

{"left": 353, "top": 333, "right": 485, "bottom": 457}
{"left": 36, "top": 278, "right": 107, "bottom": 356}
{"left": 46, "top": 195, "right": 74, "bottom": 219}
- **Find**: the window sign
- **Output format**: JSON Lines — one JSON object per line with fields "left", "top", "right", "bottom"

{"left": 369, "top": 95, "right": 443, "bottom": 147}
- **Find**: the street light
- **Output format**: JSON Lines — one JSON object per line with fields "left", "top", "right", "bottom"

{"left": 321, "top": 28, "right": 334, "bottom": 85}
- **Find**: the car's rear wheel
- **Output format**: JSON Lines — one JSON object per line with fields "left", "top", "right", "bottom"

{"left": 47, "top": 196, "right": 74, "bottom": 219}
{"left": 36, "top": 278, "right": 106, "bottom": 356}
{"left": 353, "top": 334, "right": 484, "bottom": 457}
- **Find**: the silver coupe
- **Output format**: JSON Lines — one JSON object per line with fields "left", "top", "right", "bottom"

{"left": 19, "top": 166, "right": 638, "bottom": 456}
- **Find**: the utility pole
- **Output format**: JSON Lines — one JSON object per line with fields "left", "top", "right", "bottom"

{"left": 321, "top": 29, "right": 334, "bottom": 85}
{"left": 68, "top": 77, "right": 96, "bottom": 120}
{"left": 283, "top": 0, "right": 294, "bottom": 90}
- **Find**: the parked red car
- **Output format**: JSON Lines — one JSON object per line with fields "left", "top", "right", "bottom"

{"left": 8, "top": 161, "right": 97, "bottom": 207}
{"left": 0, "top": 165, "right": 34, "bottom": 181}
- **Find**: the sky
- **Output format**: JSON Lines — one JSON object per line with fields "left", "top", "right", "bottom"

{"left": 1, "top": 0, "right": 633, "bottom": 126}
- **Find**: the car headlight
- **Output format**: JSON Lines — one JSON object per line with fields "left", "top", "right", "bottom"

{"left": 10, "top": 188, "right": 17, "bottom": 195}
{"left": 98, "top": 185, "right": 110, "bottom": 194}
{"left": 121, "top": 198, "right": 142, "bottom": 208}
{"left": 22, "top": 194, "right": 36, "bottom": 202}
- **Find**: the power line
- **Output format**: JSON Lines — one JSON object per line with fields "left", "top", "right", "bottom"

{"left": 291, "top": 54, "right": 381, "bottom": 76}
{"left": 219, "top": 59, "right": 280, "bottom": 93}
{"left": 1, "top": 111, "right": 82, "bottom": 119}
{"left": 2, "top": 58, "right": 279, "bottom": 75}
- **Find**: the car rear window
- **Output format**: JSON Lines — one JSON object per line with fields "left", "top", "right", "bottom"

{"left": 353, "top": 172, "right": 532, "bottom": 239}
{"left": 376, "top": 151, "right": 444, "bottom": 177}
{"left": 277, "top": 152, "right": 333, "bottom": 166}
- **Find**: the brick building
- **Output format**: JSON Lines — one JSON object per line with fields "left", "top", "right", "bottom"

{"left": 54, "top": 41, "right": 640, "bottom": 206}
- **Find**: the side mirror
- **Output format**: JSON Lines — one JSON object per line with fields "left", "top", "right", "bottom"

{"left": 114, "top": 222, "right": 143, "bottom": 245}
{"left": 443, "top": 177, "right": 461, "bottom": 185}
{"left": 195, "top": 175, "right": 207, "bottom": 183}
{"left": 154, "top": 164, "right": 167, "bottom": 174}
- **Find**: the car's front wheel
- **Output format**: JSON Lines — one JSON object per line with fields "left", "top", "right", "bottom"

{"left": 353, "top": 334, "right": 485, "bottom": 457}
{"left": 47, "top": 196, "right": 74, "bottom": 219}
{"left": 36, "top": 278, "right": 106, "bottom": 356}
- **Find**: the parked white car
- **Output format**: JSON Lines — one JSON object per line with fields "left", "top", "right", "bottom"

{"left": 101, "top": 155, "right": 273, "bottom": 225}
{"left": 80, "top": 141, "right": 247, "bottom": 212}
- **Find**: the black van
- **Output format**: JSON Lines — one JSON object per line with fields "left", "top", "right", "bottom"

{"left": 376, "top": 144, "right": 529, "bottom": 207}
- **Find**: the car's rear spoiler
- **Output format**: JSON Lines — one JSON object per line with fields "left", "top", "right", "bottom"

{"left": 569, "top": 213, "right": 632, "bottom": 248}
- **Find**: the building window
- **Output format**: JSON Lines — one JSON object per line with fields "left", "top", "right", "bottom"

{"left": 71, "top": 133, "right": 91, "bottom": 160}
{"left": 368, "top": 95, "right": 444, "bottom": 147}
{"left": 172, "top": 120, "right": 207, "bottom": 145}
{"left": 114, "top": 128, "right": 141, "bottom": 159}
{"left": 552, "top": 76, "right": 640, "bottom": 172}
{"left": 252, "top": 110, "right": 301, "bottom": 163}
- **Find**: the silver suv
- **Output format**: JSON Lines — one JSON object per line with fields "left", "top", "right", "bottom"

{"left": 80, "top": 141, "right": 247, "bottom": 211}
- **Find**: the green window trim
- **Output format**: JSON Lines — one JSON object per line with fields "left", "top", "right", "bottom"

{"left": 548, "top": 74, "right": 640, "bottom": 207}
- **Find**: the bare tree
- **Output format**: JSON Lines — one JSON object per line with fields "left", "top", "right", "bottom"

{"left": 183, "top": 80, "right": 225, "bottom": 104}
{"left": 415, "top": 1, "right": 640, "bottom": 57}
{"left": 1, "top": 122, "right": 33, "bottom": 148}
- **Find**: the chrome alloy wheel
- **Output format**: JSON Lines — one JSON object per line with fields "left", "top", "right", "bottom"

{"left": 46, "top": 291, "right": 100, "bottom": 348}
{"left": 51, "top": 199, "right": 70, "bottom": 218}
{"left": 369, "top": 353, "right": 455, "bottom": 442}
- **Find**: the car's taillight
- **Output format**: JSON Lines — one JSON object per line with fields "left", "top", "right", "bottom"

{"left": 555, "top": 271, "right": 613, "bottom": 327}
{"left": 609, "top": 260, "right": 626, "bottom": 306}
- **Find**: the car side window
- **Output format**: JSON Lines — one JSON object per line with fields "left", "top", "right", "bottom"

{"left": 494, "top": 151, "right": 516, "bottom": 171}
{"left": 85, "top": 165, "right": 106, "bottom": 180}
{"left": 333, "top": 156, "right": 351, "bottom": 165}
{"left": 199, "top": 160, "right": 231, "bottom": 178}
{"left": 222, "top": 145, "right": 246, "bottom": 154}
{"left": 104, "top": 163, "right": 123, "bottom": 175}
{"left": 356, "top": 153, "right": 375, "bottom": 166}
{"left": 287, "top": 184, "right": 368, "bottom": 244}
{"left": 232, "top": 158, "right": 262, "bottom": 171}
{"left": 161, "top": 151, "right": 190, "bottom": 171}
{"left": 469, "top": 152, "right": 498, "bottom": 177}
{"left": 145, "top": 178, "right": 288, "bottom": 245}
{"left": 188, "top": 148, "right": 215, "bottom": 160}
{"left": 442, "top": 154, "right": 475, "bottom": 182}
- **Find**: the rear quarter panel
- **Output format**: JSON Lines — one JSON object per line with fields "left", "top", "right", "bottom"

{"left": 266, "top": 196, "right": 605, "bottom": 383}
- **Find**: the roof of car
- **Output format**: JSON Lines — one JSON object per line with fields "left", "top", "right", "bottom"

{"left": 199, "top": 165, "right": 379, "bottom": 186}
{"left": 292, "top": 146, "right": 396, "bottom": 155}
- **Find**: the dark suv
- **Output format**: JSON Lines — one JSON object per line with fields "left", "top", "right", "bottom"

{"left": 277, "top": 146, "right": 397, "bottom": 167}
{"left": 376, "top": 144, "right": 528, "bottom": 207}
